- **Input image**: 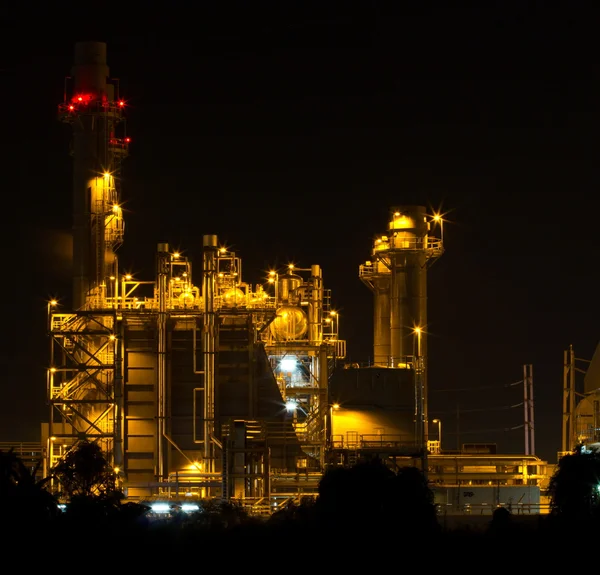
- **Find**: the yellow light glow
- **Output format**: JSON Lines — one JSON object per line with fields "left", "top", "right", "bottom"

{"left": 173, "top": 252, "right": 180, "bottom": 259}
{"left": 414, "top": 327, "right": 421, "bottom": 335}
{"left": 50, "top": 300, "right": 57, "bottom": 306}
{"left": 50, "top": 367, "right": 56, "bottom": 373}
{"left": 125, "top": 274, "right": 132, "bottom": 280}
{"left": 109, "top": 335, "right": 116, "bottom": 341}
{"left": 112, "top": 204, "right": 119, "bottom": 213}
{"left": 187, "top": 461, "right": 203, "bottom": 472}
{"left": 103, "top": 172, "right": 110, "bottom": 179}
{"left": 332, "top": 403, "right": 340, "bottom": 409}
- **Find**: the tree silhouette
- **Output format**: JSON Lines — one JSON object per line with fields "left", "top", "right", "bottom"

{"left": 312, "top": 457, "right": 439, "bottom": 542}
{"left": 52, "top": 440, "right": 120, "bottom": 499}
{"left": 0, "top": 447, "right": 59, "bottom": 539}
{"left": 548, "top": 447, "right": 600, "bottom": 522}
{"left": 51, "top": 440, "right": 137, "bottom": 537}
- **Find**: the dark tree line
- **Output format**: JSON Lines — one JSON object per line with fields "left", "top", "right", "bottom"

{"left": 2, "top": 441, "right": 600, "bottom": 564}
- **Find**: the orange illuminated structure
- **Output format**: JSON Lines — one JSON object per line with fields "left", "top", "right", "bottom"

{"left": 357, "top": 207, "right": 443, "bottom": 454}
{"left": 39, "top": 42, "right": 552, "bottom": 515}
{"left": 46, "top": 45, "right": 346, "bottom": 506}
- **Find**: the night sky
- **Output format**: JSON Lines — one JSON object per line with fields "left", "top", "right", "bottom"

{"left": 2, "top": 3, "right": 599, "bottom": 464}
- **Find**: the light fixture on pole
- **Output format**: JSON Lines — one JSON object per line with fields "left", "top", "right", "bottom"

{"left": 432, "top": 418, "right": 442, "bottom": 452}
{"left": 432, "top": 213, "right": 444, "bottom": 243}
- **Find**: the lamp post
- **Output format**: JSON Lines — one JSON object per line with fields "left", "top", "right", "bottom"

{"left": 47, "top": 299, "right": 57, "bottom": 331}
{"left": 413, "top": 326, "right": 427, "bottom": 477}
{"left": 433, "top": 418, "right": 442, "bottom": 452}
{"left": 433, "top": 213, "right": 444, "bottom": 243}
{"left": 414, "top": 326, "right": 422, "bottom": 357}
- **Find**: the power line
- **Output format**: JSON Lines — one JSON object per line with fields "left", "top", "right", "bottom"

{"left": 431, "top": 379, "right": 523, "bottom": 393}
{"left": 445, "top": 424, "right": 524, "bottom": 435}
{"left": 436, "top": 401, "right": 524, "bottom": 415}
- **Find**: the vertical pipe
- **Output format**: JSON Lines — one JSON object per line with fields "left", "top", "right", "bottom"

{"left": 418, "top": 260, "right": 428, "bottom": 444}
{"left": 203, "top": 235, "right": 218, "bottom": 470}
{"left": 319, "top": 344, "right": 329, "bottom": 466}
{"left": 372, "top": 278, "right": 391, "bottom": 365}
{"left": 113, "top": 318, "right": 124, "bottom": 469}
{"left": 389, "top": 258, "right": 404, "bottom": 367}
{"left": 156, "top": 243, "right": 169, "bottom": 481}
{"left": 308, "top": 265, "right": 322, "bottom": 344}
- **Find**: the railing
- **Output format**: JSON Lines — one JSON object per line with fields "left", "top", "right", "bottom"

{"left": 0, "top": 442, "right": 44, "bottom": 477}
{"left": 331, "top": 434, "right": 419, "bottom": 451}
{"left": 0, "top": 442, "right": 43, "bottom": 457}
{"left": 82, "top": 293, "right": 280, "bottom": 312}
{"left": 436, "top": 502, "right": 551, "bottom": 516}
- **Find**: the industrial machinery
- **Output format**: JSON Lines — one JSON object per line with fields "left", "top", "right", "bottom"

{"left": 41, "top": 41, "right": 551, "bottom": 514}
{"left": 45, "top": 42, "right": 347, "bottom": 507}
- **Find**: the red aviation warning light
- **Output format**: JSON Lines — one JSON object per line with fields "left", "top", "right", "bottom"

{"left": 118, "top": 100, "right": 125, "bottom": 107}
{"left": 71, "top": 93, "right": 93, "bottom": 105}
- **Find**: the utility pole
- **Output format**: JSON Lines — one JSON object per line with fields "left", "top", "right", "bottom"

{"left": 562, "top": 345, "right": 575, "bottom": 453}
{"left": 523, "top": 364, "right": 534, "bottom": 455}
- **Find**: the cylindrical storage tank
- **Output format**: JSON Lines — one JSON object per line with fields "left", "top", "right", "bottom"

{"left": 178, "top": 292, "right": 195, "bottom": 307}
{"left": 269, "top": 305, "right": 308, "bottom": 341}
{"left": 278, "top": 273, "right": 303, "bottom": 303}
{"left": 373, "top": 277, "right": 391, "bottom": 365}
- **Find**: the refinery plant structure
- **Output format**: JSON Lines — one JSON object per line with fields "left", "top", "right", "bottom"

{"left": 562, "top": 343, "right": 600, "bottom": 457}
{"left": 21, "top": 41, "right": 554, "bottom": 515}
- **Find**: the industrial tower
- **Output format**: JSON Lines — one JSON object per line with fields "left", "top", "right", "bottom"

{"left": 57, "top": 41, "right": 129, "bottom": 311}
{"left": 358, "top": 206, "right": 443, "bottom": 449}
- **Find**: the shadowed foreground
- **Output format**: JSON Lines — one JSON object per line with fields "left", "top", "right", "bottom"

{"left": 2, "top": 446, "right": 598, "bottom": 566}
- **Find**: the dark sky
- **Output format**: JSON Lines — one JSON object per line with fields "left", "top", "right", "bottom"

{"left": 2, "top": 3, "right": 599, "bottom": 464}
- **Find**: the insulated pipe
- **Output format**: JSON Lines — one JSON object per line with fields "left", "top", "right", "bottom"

{"left": 157, "top": 243, "right": 170, "bottom": 481}
{"left": 308, "top": 265, "right": 322, "bottom": 344}
{"left": 373, "top": 277, "right": 391, "bottom": 365}
{"left": 202, "top": 235, "right": 218, "bottom": 470}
